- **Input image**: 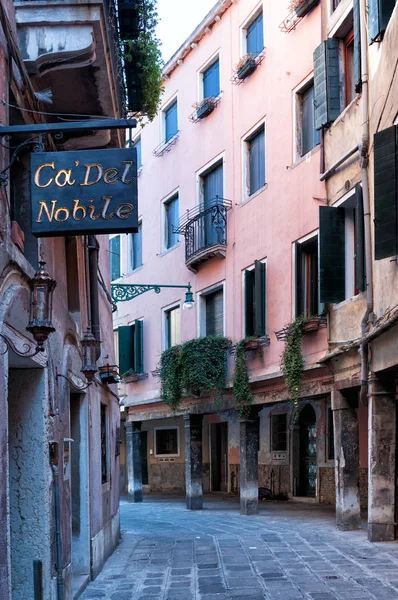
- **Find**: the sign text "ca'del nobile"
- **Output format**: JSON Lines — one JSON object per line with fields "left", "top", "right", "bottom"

{"left": 31, "top": 148, "right": 138, "bottom": 237}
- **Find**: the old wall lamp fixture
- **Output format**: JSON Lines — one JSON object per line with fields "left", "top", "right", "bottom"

{"left": 111, "top": 282, "right": 194, "bottom": 309}
{"left": 0, "top": 261, "right": 56, "bottom": 358}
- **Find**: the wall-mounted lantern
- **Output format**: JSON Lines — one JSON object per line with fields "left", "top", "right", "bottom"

{"left": 26, "top": 261, "right": 57, "bottom": 351}
{"left": 80, "top": 328, "right": 98, "bottom": 383}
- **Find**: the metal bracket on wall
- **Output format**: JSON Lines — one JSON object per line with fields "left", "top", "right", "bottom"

{"left": 0, "top": 118, "right": 136, "bottom": 187}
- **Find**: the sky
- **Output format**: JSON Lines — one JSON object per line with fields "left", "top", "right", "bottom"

{"left": 156, "top": 0, "right": 217, "bottom": 63}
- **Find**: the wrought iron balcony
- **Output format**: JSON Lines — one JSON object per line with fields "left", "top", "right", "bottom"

{"left": 174, "top": 197, "right": 232, "bottom": 272}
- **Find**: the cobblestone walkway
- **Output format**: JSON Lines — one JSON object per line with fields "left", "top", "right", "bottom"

{"left": 81, "top": 495, "right": 398, "bottom": 600}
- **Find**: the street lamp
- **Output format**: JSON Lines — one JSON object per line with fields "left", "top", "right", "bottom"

{"left": 111, "top": 282, "right": 195, "bottom": 307}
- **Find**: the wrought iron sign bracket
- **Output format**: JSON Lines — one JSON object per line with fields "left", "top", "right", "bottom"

{"left": 0, "top": 118, "right": 137, "bottom": 187}
{"left": 111, "top": 282, "right": 193, "bottom": 305}
{"left": 0, "top": 332, "right": 44, "bottom": 358}
{"left": 56, "top": 370, "right": 92, "bottom": 392}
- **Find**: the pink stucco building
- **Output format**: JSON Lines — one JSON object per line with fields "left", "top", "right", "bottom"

{"left": 114, "top": 0, "right": 338, "bottom": 510}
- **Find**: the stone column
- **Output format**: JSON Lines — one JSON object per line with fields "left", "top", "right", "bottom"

{"left": 240, "top": 416, "right": 259, "bottom": 515}
{"left": 125, "top": 421, "right": 143, "bottom": 503}
{"left": 332, "top": 390, "right": 361, "bottom": 530}
{"left": 184, "top": 414, "right": 203, "bottom": 510}
{"left": 368, "top": 375, "right": 396, "bottom": 542}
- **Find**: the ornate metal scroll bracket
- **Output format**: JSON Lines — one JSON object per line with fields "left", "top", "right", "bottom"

{"left": 0, "top": 332, "right": 43, "bottom": 357}
{"left": 0, "top": 133, "right": 49, "bottom": 187}
{"left": 56, "top": 369, "right": 93, "bottom": 392}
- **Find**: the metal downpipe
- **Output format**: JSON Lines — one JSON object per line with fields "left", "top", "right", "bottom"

{"left": 52, "top": 465, "right": 64, "bottom": 600}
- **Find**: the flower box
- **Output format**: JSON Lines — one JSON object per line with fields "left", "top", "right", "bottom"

{"left": 237, "top": 57, "right": 257, "bottom": 80}
{"left": 98, "top": 364, "right": 120, "bottom": 385}
{"left": 293, "top": 0, "right": 319, "bottom": 17}
{"left": 196, "top": 98, "right": 215, "bottom": 119}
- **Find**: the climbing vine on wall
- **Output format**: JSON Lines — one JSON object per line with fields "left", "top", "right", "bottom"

{"left": 233, "top": 340, "right": 254, "bottom": 418}
{"left": 159, "top": 336, "right": 232, "bottom": 411}
{"left": 281, "top": 316, "right": 305, "bottom": 422}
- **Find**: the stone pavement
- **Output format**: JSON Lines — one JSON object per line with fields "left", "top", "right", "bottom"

{"left": 81, "top": 494, "right": 398, "bottom": 600}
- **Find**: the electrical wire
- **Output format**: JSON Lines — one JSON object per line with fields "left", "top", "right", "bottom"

{"left": 1, "top": 100, "right": 118, "bottom": 122}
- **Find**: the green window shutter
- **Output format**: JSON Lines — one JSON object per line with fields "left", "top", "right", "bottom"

{"left": 313, "top": 38, "right": 340, "bottom": 130}
{"left": 368, "top": 0, "right": 396, "bottom": 44}
{"left": 295, "top": 242, "right": 303, "bottom": 317}
{"left": 244, "top": 269, "right": 255, "bottom": 337}
{"left": 319, "top": 206, "right": 346, "bottom": 303}
{"left": 118, "top": 325, "right": 134, "bottom": 375}
{"left": 206, "top": 289, "right": 224, "bottom": 336}
{"left": 109, "top": 236, "right": 120, "bottom": 281}
{"left": 134, "top": 319, "right": 144, "bottom": 374}
{"left": 353, "top": 0, "right": 362, "bottom": 92}
{"left": 354, "top": 184, "right": 366, "bottom": 291}
{"left": 374, "top": 125, "right": 398, "bottom": 260}
{"left": 254, "top": 261, "right": 266, "bottom": 336}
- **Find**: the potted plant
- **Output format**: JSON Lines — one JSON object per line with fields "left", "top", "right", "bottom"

{"left": 196, "top": 97, "right": 216, "bottom": 119}
{"left": 289, "top": 0, "right": 319, "bottom": 17}
{"left": 121, "top": 368, "right": 140, "bottom": 382}
{"left": 98, "top": 364, "right": 120, "bottom": 384}
{"left": 236, "top": 54, "right": 257, "bottom": 80}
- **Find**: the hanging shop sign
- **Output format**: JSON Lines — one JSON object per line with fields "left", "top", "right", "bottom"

{"left": 31, "top": 148, "right": 138, "bottom": 237}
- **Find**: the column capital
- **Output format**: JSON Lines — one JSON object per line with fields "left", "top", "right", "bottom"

{"left": 184, "top": 414, "right": 203, "bottom": 428}
{"left": 125, "top": 421, "right": 142, "bottom": 432}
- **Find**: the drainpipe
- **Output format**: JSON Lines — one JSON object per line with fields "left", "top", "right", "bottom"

{"left": 51, "top": 465, "right": 64, "bottom": 600}
{"left": 88, "top": 235, "right": 101, "bottom": 361}
{"left": 359, "top": 0, "right": 373, "bottom": 406}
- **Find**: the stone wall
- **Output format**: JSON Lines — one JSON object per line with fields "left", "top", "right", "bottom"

{"left": 258, "top": 464, "right": 290, "bottom": 499}
{"left": 149, "top": 462, "right": 185, "bottom": 492}
{"left": 319, "top": 467, "right": 335, "bottom": 505}
{"left": 359, "top": 468, "right": 368, "bottom": 510}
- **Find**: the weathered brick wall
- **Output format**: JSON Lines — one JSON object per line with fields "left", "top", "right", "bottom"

{"left": 319, "top": 467, "right": 335, "bottom": 504}
{"left": 149, "top": 462, "right": 185, "bottom": 492}
{"left": 259, "top": 464, "right": 290, "bottom": 498}
{"left": 359, "top": 468, "right": 368, "bottom": 509}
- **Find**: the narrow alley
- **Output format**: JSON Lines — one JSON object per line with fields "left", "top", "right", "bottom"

{"left": 81, "top": 496, "right": 398, "bottom": 600}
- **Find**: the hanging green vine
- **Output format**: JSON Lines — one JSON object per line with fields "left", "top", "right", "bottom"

{"left": 159, "top": 336, "right": 231, "bottom": 411}
{"left": 281, "top": 316, "right": 305, "bottom": 422}
{"left": 233, "top": 340, "right": 254, "bottom": 418}
{"left": 124, "top": 0, "right": 164, "bottom": 122}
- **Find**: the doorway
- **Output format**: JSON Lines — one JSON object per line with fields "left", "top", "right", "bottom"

{"left": 70, "top": 394, "right": 90, "bottom": 592}
{"left": 141, "top": 430, "right": 148, "bottom": 486}
{"left": 210, "top": 422, "right": 228, "bottom": 492}
{"left": 298, "top": 404, "right": 317, "bottom": 497}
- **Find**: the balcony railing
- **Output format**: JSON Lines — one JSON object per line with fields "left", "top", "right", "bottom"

{"left": 174, "top": 197, "right": 232, "bottom": 272}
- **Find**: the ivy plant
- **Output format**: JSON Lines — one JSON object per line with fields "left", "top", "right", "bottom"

{"left": 281, "top": 316, "right": 305, "bottom": 422}
{"left": 233, "top": 340, "right": 254, "bottom": 418}
{"left": 159, "top": 336, "right": 231, "bottom": 411}
{"left": 124, "top": 0, "right": 164, "bottom": 122}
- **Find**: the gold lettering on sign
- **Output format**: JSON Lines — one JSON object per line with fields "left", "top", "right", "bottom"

{"left": 34, "top": 163, "right": 55, "bottom": 188}
{"left": 88, "top": 199, "right": 101, "bottom": 220}
{"left": 103, "top": 168, "right": 119, "bottom": 184}
{"left": 101, "top": 197, "right": 115, "bottom": 220}
{"left": 81, "top": 164, "right": 103, "bottom": 187}
{"left": 36, "top": 200, "right": 57, "bottom": 222}
{"left": 121, "top": 161, "right": 135, "bottom": 185}
{"left": 55, "top": 169, "right": 76, "bottom": 187}
{"left": 54, "top": 207, "right": 70, "bottom": 222}
{"left": 72, "top": 199, "right": 87, "bottom": 221}
{"left": 116, "top": 204, "right": 134, "bottom": 219}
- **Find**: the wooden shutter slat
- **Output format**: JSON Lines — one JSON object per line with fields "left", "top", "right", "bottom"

{"left": 134, "top": 319, "right": 144, "bottom": 374}
{"left": 206, "top": 290, "right": 223, "bottom": 336}
{"left": 319, "top": 206, "right": 346, "bottom": 303}
{"left": 374, "top": 125, "right": 398, "bottom": 260}
{"left": 353, "top": 0, "right": 362, "bottom": 92}
{"left": 254, "top": 261, "right": 266, "bottom": 336}
{"left": 368, "top": 0, "right": 396, "bottom": 43}
{"left": 314, "top": 39, "right": 340, "bottom": 130}
{"left": 110, "top": 236, "right": 120, "bottom": 281}
{"left": 355, "top": 184, "right": 366, "bottom": 291}
{"left": 118, "top": 325, "right": 134, "bottom": 375}
{"left": 203, "top": 60, "right": 220, "bottom": 98}
{"left": 295, "top": 242, "right": 303, "bottom": 317}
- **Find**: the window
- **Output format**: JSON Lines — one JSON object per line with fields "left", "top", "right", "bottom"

{"left": 109, "top": 235, "right": 121, "bottom": 281}
{"left": 344, "top": 31, "right": 355, "bottom": 107}
{"left": 374, "top": 125, "right": 398, "bottom": 260}
{"left": 101, "top": 404, "right": 109, "bottom": 484}
{"left": 297, "top": 82, "right": 321, "bottom": 158}
{"left": 246, "top": 11, "right": 264, "bottom": 57}
{"left": 271, "top": 414, "right": 287, "bottom": 452}
{"left": 130, "top": 221, "right": 142, "bottom": 271}
{"left": 164, "top": 195, "right": 179, "bottom": 249}
{"left": 203, "top": 58, "right": 220, "bottom": 99}
{"left": 295, "top": 236, "right": 320, "bottom": 318}
{"left": 244, "top": 125, "right": 265, "bottom": 196}
{"left": 201, "top": 161, "right": 224, "bottom": 247}
{"left": 203, "top": 288, "right": 224, "bottom": 337}
{"left": 244, "top": 260, "right": 266, "bottom": 337}
{"left": 319, "top": 184, "right": 366, "bottom": 304}
{"left": 164, "top": 306, "right": 181, "bottom": 349}
{"left": 164, "top": 100, "right": 178, "bottom": 143}
{"left": 327, "top": 406, "right": 335, "bottom": 460}
{"left": 118, "top": 320, "right": 144, "bottom": 376}
{"left": 368, "top": 0, "right": 396, "bottom": 44}
{"left": 155, "top": 427, "right": 179, "bottom": 456}
{"left": 135, "top": 137, "right": 142, "bottom": 170}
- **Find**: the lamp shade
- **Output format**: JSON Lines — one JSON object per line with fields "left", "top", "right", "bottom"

{"left": 26, "top": 261, "right": 56, "bottom": 350}
{"left": 80, "top": 328, "right": 98, "bottom": 382}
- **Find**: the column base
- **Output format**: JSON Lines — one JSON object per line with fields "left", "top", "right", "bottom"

{"left": 368, "top": 523, "right": 395, "bottom": 542}
{"left": 240, "top": 499, "right": 258, "bottom": 516}
{"left": 186, "top": 497, "right": 203, "bottom": 510}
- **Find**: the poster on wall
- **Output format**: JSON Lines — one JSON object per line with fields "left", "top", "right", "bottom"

{"left": 31, "top": 147, "right": 138, "bottom": 237}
